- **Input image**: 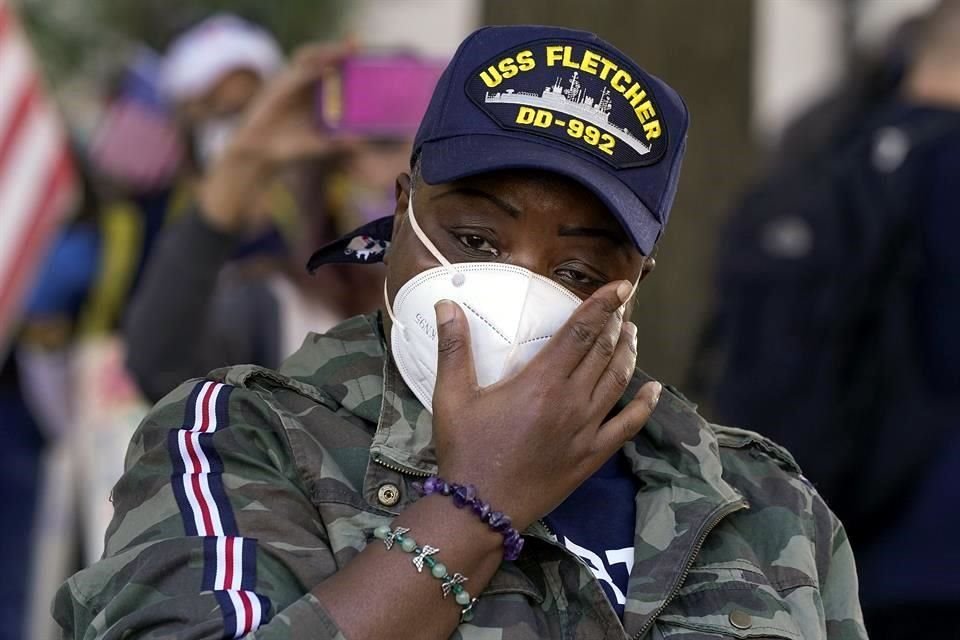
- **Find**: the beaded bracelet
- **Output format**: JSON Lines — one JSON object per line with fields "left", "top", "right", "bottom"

{"left": 373, "top": 524, "right": 479, "bottom": 623}
{"left": 414, "top": 476, "right": 524, "bottom": 561}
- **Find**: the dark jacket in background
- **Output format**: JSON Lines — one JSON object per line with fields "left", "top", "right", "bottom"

{"left": 695, "top": 102, "right": 960, "bottom": 639}
{"left": 124, "top": 211, "right": 281, "bottom": 403}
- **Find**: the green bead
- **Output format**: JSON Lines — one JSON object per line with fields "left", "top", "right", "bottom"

{"left": 461, "top": 609, "right": 474, "bottom": 622}
{"left": 373, "top": 526, "right": 391, "bottom": 540}
{"left": 423, "top": 556, "right": 437, "bottom": 568}
{"left": 430, "top": 563, "right": 447, "bottom": 578}
{"left": 400, "top": 537, "right": 417, "bottom": 553}
{"left": 455, "top": 590, "right": 472, "bottom": 606}
{"left": 452, "top": 584, "right": 463, "bottom": 594}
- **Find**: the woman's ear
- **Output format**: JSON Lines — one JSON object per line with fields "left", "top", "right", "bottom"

{"left": 385, "top": 173, "right": 413, "bottom": 267}
{"left": 392, "top": 173, "right": 412, "bottom": 243}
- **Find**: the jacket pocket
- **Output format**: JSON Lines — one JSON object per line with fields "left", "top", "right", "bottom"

{"left": 652, "top": 562, "right": 807, "bottom": 640}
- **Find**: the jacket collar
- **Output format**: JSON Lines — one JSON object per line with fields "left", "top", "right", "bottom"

{"left": 284, "top": 313, "right": 741, "bottom": 495}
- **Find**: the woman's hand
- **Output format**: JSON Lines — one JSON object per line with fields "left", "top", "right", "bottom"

{"left": 431, "top": 280, "right": 662, "bottom": 530}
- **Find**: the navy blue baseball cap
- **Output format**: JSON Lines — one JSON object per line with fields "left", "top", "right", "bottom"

{"left": 308, "top": 25, "right": 688, "bottom": 271}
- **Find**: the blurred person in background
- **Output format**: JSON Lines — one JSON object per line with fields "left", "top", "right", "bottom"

{"left": 772, "top": 14, "right": 928, "bottom": 172}
{"left": 854, "top": 2, "right": 960, "bottom": 634}
{"left": 2, "top": 156, "right": 101, "bottom": 640}
{"left": 13, "top": 48, "right": 185, "bottom": 449}
{"left": 74, "top": 48, "right": 191, "bottom": 338}
{"left": 694, "top": 1, "right": 960, "bottom": 637}
{"left": 124, "top": 14, "right": 430, "bottom": 403}
{"left": 17, "top": 50, "right": 191, "bottom": 640}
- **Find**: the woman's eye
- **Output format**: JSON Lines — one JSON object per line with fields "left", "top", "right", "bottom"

{"left": 556, "top": 268, "right": 602, "bottom": 287}
{"left": 457, "top": 234, "right": 500, "bottom": 256}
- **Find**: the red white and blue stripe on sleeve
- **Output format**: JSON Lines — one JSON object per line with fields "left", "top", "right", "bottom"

{"left": 167, "top": 380, "right": 271, "bottom": 638}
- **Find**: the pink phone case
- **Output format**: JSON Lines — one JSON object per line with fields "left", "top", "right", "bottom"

{"left": 316, "top": 55, "right": 444, "bottom": 136}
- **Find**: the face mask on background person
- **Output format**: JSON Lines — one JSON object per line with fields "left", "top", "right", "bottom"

{"left": 193, "top": 114, "right": 242, "bottom": 168}
{"left": 385, "top": 194, "right": 637, "bottom": 414}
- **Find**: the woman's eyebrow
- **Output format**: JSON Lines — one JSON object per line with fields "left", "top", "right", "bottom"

{"left": 430, "top": 187, "right": 521, "bottom": 218}
{"left": 557, "top": 224, "right": 626, "bottom": 245}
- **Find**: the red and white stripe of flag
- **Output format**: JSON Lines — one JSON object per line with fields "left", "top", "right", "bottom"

{"left": 0, "top": 0, "right": 76, "bottom": 356}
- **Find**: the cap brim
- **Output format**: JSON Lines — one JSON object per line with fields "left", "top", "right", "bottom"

{"left": 306, "top": 215, "right": 394, "bottom": 272}
{"left": 419, "top": 134, "right": 661, "bottom": 254}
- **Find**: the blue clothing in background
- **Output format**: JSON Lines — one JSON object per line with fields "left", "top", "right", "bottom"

{"left": 858, "top": 426, "right": 960, "bottom": 606}
{"left": 856, "top": 104, "right": 960, "bottom": 612}
{"left": 916, "top": 128, "right": 960, "bottom": 393}
{"left": 543, "top": 453, "right": 638, "bottom": 620}
{"left": 0, "top": 357, "right": 44, "bottom": 640}
{"left": 24, "top": 223, "right": 100, "bottom": 318}
{"left": 1, "top": 223, "right": 98, "bottom": 640}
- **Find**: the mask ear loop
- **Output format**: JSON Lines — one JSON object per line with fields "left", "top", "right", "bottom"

{"left": 383, "top": 278, "right": 405, "bottom": 336}
{"left": 404, "top": 195, "right": 466, "bottom": 287}
{"left": 384, "top": 194, "right": 465, "bottom": 339}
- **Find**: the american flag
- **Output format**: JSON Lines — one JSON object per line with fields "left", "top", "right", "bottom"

{"left": 0, "top": 0, "right": 76, "bottom": 356}
{"left": 87, "top": 49, "right": 183, "bottom": 192}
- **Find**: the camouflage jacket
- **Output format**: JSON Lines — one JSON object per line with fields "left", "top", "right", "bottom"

{"left": 55, "top": 314, "right": 868, "bottom": 640}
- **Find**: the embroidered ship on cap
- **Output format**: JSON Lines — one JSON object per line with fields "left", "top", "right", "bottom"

{"left": 484, "top": 72, "right": 652, "bottom": 156}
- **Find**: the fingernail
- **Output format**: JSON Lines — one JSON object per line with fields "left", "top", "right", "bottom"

{"left": 616, "top": 281, "right": 632, "bottom": 303}
{"left": 650, "top": 381, "right": 663, "bottom": 409}
{"left": 435, "top": 300, "right": 455, "bottom": 325}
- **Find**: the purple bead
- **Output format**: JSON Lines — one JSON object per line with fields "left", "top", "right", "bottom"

{"left": 493, "top": 515, "right": 513, "bottom": 533}
{"left": 452, "top": 483, "right": 478, "bottom": 508}
{"left": 422, "top": 476, "right": 440, "bottom": 495}
{"left": 439, "top": 480, "right": 452, "bottom": 496}
{"left": 487, "top": 511, "right": 506, "bottom": 528}
{"left": 471, "top": 500, "right": 491, "bottom": 520}
{"left": 504, "top": 536, "right": 524, "bottom": 561}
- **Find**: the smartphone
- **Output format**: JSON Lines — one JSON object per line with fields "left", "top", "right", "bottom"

{"left": 316, "top": 54, "right": 445, "bottom": 136}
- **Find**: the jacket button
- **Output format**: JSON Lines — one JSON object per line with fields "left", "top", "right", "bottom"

{"left": 728, "top": 610, "right": 753, "bottom": 630}
{"left": 377, "top": 483, "right": 401, "bottom": 507}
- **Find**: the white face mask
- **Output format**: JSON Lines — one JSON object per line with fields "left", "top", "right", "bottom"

{"left": 384, "top": 194, "right": 637, "bottom": 413}
{"left": 194, "top": 115, "right": 241, "bottom": 168}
